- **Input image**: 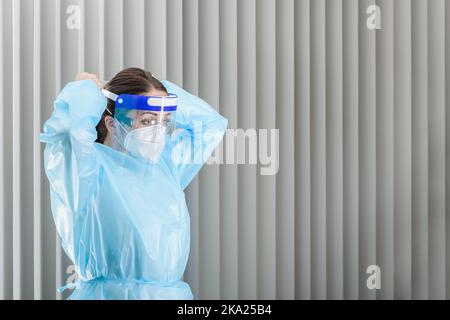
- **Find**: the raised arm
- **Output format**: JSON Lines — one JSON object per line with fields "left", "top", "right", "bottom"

{"left": 40, "top": 74, "right": 107, "bottom": 260}
{"left": 162, "top": 80, "right": 228, "bottom": 190}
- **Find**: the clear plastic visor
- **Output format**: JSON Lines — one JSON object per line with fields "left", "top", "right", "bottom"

{"left": 102, "top": 89, "right": 178, "bottom": 132}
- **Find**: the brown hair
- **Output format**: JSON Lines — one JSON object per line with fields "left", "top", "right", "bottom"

{"left": 96, "top": 67, "right": 168, "bottom": 143}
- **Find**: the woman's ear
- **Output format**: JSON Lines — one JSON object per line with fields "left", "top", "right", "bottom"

{"left": 105, "top": 115, "right": 115, "bottom": 133}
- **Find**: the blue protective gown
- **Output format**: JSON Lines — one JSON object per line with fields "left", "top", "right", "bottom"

{"left": 40, "top": 79, "right": 228, "bottom": 300}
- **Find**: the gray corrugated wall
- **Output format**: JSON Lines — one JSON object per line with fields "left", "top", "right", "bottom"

{"left": 0, "top": 0, "right": 450, "bottom": 300}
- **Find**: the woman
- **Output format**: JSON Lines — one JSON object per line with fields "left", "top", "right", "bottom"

{"left": 40, "top": 68, "right": 228, "bottom": 299}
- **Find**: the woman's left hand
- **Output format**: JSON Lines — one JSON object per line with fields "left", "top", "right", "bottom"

{"left": 75, "top": 72, "right": 103, "bottom": 90}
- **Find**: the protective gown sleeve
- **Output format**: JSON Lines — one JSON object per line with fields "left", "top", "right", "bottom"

{"left": 40, "top": 79, "right": 107, "bottom": 261}
{"left": 162, "top": 80, "right": 228, "bottom": 190}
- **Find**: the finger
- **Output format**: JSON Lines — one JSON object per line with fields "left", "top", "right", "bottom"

{"left": 88, "top": 74, "right": 103, "bottom": 89}
{"left": 75, "top": 72, "right": 89, "bottom": 81}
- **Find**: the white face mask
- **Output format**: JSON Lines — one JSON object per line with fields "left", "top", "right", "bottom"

{"left": 123, "top": 125, "right": 167, "bottom": 163}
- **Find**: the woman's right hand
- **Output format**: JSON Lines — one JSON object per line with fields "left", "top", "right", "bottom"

{"left": 75, "top": 72, "right": 103, "bottom": 90}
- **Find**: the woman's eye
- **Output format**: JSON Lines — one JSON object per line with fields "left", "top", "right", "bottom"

{"left": 141, "top": 118, "right": 157, "bottom": 126}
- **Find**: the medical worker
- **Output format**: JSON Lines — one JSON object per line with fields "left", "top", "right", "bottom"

{"left": 40, "top": 68, "right": 228, "bottom": 299}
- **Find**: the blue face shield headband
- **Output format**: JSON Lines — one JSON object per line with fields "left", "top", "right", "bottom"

{"left": 101, "top": 89, "right": 178, "bottom": 129}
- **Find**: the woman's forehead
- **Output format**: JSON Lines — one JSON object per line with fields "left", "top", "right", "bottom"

{"left": 141, "top": 89, "right": 168, "bottom": 97}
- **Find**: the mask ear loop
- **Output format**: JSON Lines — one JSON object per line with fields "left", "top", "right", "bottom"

{"left": 105, "top": 106, "right": 114, "bottom": 116}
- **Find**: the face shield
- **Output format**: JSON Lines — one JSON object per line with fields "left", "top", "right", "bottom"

{"left": 101, "top": 89, "right": 178, "bottom": 163}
